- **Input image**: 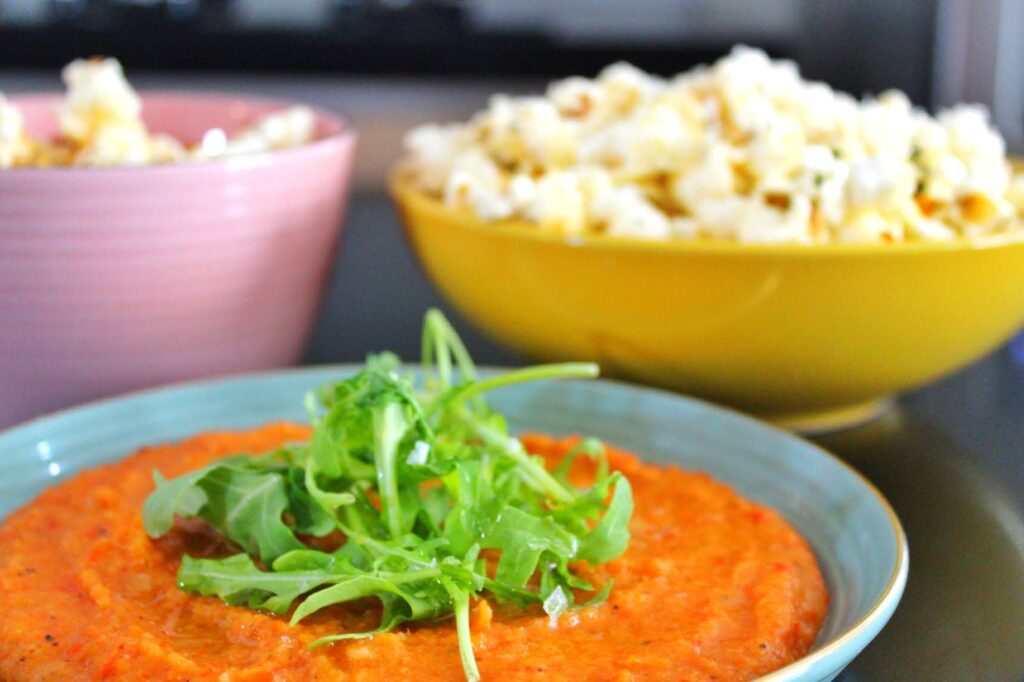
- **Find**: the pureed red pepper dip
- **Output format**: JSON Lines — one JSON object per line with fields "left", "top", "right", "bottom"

{"left": 0, "top": 427, "right": 826, "bottom": 681}
{"left": 0, "top": 314, "right": 826, "bottom": 681}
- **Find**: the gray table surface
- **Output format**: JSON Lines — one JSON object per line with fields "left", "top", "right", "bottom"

{"left": 310, "top": 192, "right": 1024, "bottom": 682}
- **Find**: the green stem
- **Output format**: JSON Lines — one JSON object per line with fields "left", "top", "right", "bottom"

{"left": 427, "top": 362, "right": 598, "bottom": 418}
{"left": 433, "top": 310, "right": 478, "bottom": 381}
{"left": 455, "top": 363, "right": 598, "bottom": 404}
{"left": 379, "top": 567, "right": 442, "bottom": 584}
{"left": 422, "top": 311, "right": 453, "bottom": 389}
{"left": 342, "top": 528, "right": 436, "bottom": 569}
{"left": 342, "top": 499, "right": 368, "bottom": 537}
{"left": 422, "top": 308, "right": 478, "bottom": 391}
{"left": 442, "top": 578, "right": 481, "bottom": 682}
{"left": 373, "top": 403, "right": 407, "bottom": 539}
{"left": 469, "top": 418, "right": 574, "bottom": 505}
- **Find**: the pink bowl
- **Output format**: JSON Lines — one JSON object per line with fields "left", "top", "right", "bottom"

{"left": 0, "top": 93, "right": 357, "bottom": 428}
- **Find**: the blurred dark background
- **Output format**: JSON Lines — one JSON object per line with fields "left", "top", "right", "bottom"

{"left": 0, "top": 1, "right": 943, "bottom": 98}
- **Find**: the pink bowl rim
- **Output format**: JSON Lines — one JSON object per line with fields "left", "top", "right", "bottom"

{"left": 2, "top": 90, "right": 357, "bottom": 176}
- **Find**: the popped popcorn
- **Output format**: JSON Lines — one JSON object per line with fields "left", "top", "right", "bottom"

{"left": 1, "top": 57, "right": 318, "bottom": 169}
{"left": 192, "top": 104, "right": 317, "bottom": 160}
{"left": 0, "top": 94, "right": 32, "bottom": 168}
{"left": 402, "top": 46, "right": 1024, "bottom": 244}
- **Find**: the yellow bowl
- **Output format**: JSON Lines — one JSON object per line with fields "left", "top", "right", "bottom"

{"left": 392, "top": 173, "right": 1024, "bottom": 427}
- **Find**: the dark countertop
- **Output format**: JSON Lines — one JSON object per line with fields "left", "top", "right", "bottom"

{"left": 310, "top": 192, "right": 1024, "bottom": 681}
{"left": 822, "top": 356, "right": 1024, "bottom": 681}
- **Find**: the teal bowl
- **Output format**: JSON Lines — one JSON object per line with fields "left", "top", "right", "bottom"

{"left": 0, "top": 367, "right": 907, "bottom": 681}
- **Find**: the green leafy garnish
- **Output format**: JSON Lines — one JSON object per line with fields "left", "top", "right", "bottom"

{"left": 143, "top": 309, "right": 633, "bottom": 682}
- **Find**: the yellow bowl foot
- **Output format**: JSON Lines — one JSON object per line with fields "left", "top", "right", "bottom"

{"left": 767, "top": 399, "right": 894, "bottom": 435}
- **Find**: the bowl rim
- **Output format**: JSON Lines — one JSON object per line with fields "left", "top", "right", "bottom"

{"left": 0, "top": 363, "right": 909, "bottom": 680}
{"left": 2, "top": 91, "right": 357, "bottom": 176}
{"left": 391, "top": 169, "right": 1024, "bottom": 258}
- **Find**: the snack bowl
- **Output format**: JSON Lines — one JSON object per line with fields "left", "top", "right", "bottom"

{"left": 0, "top": 366, "right": 907, "bottom": 680}
{"left": 0, "top": 93, "right": 357, "bottom": 428}
{"left": 393, "top": 173, "right": 1024, "bottom": 429}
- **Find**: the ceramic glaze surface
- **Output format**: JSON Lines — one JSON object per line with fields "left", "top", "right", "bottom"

{"left": 0, "top": 94, "right": 357, "bottom": 427}
{"left": 393, "top": 176, "right": 1024, "bottom": 424}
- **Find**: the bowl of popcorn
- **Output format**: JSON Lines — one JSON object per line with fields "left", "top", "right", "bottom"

{"left": 0, "top": 58, "right": 356, "bottom": 428}
{"left": 393, "top": 47, "right": 1024, "bottom": 428}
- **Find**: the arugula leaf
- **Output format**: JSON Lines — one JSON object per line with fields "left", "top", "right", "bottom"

{"left": 283, "top": 466, "right": 335, "bottom": 537}
{"left": 486, "top": 506, "right": 576, "bottom": 588}
{"left": 143, "top": 309, "right": 634, "bottom": 682}
{"left": 578, "top": 474, "right": 634, "bottom": 565}
{"left": 200, "top": 466, "right": 306, "bottom": 563}
{"left": 291, "top": 568, "right": 446, "bottom": 625}
{"left": 144, "top": 457, "right": 305, "bottom": 563}
{"left": 179, "top": 553, "right": 337, "bottom": 614}
{"left": 142, "top": 470, "right": 208, "bottom": 537}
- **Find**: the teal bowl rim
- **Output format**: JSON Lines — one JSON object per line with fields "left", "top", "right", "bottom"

{"left": 0, "top": 365, "right": 909, "bottom": 680}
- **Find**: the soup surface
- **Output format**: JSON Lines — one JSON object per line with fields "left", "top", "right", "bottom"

{"left": 0, "top": 424, "right": 827, "bottom": 681}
